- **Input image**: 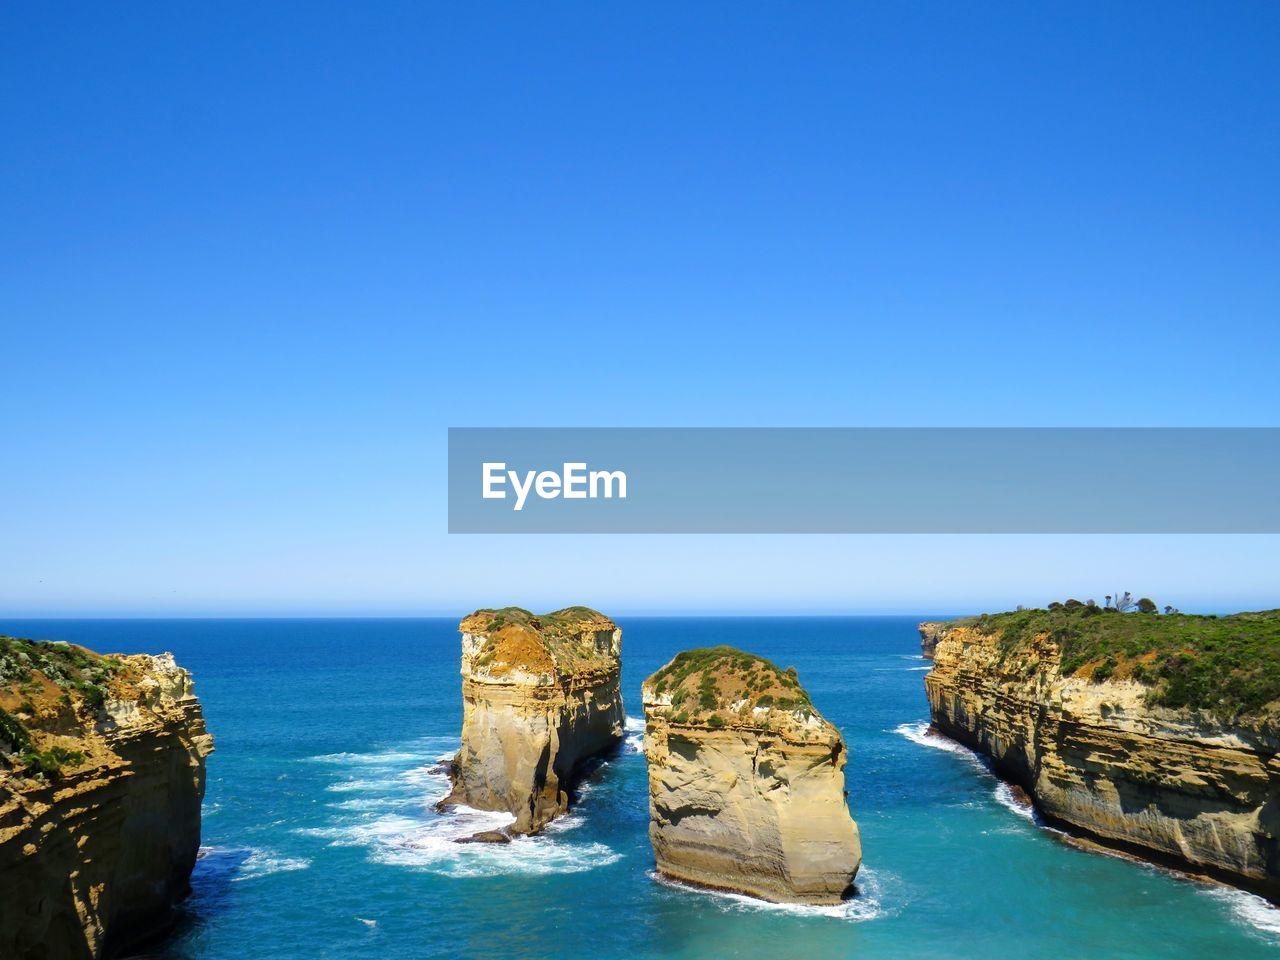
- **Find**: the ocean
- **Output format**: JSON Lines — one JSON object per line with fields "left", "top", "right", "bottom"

{"left": 7, "top": 617, "right": 1279, "bottom": 959}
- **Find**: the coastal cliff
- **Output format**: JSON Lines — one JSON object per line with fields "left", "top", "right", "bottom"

{"left": 443, "top": 607, "right": 623, "bottom": 834}
{"left": 642, "top": 647, "right": 860, "bottom": 904}
{"left": 923, "top": 607, "right": 1280, "bottom": 900}
{"left": 0, "top": 636, "right": 213, "bottom": 960}
{"left": 918, "top": 622, "right": 947, "bottom": 660}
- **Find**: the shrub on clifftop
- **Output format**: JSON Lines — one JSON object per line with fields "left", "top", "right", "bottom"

{"left": 961, "top": 607, "right": 1280, "bottom": 719}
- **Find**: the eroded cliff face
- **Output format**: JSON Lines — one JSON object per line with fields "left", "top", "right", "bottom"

{"left": 924, "top": 620, "right": 1280, "bottom": 900}
{"left": 443, "top": 607, "right": 623, "bottom": 834}
{"left": 0, "top": 638, "right": 213, "bottom": 960}
{"left": 642, "top": 647, "right": 860, "bottom": 905}
{"left": 918, "top": 622, "right": 947, "bottom": 660}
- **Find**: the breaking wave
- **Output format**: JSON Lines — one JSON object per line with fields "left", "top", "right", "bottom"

{"left": 623, "top": 715, "right": 645, "bottom": 753}
{"left": 992, "top": 782, "right": 1036, "bottom": 821}
{"left": 892, "top": 721, "right": 975, "bottom": 759}
{"left": 197, "top": 845, "right": 312, "bottom": 883}
{"left": 649, "top": 867, "right": 895, "bottom": 922}
{"left": 1204, "top": 886, "right": 1280, "bottom": 939}
{"left": 893, "top": 722, "right": 1040, "bottom": 823}
{"left": 298, "top": 736, "right": 622, "bottom": 878}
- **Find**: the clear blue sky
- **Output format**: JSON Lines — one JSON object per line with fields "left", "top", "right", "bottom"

{"left": 2, "top": 2, "right": 1277, "bottom": 616}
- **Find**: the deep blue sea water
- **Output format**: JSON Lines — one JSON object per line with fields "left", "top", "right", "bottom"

{"left": 6, "top": 617, "right": 1280, "bottom": 960}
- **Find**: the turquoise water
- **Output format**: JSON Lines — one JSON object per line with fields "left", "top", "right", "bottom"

{"left": 7, "top": 617, "right": 1280, "bottom": 960}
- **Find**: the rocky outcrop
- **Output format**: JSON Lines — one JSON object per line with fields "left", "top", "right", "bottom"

{"left": 442, "top": 607, "right": 623, "bottom": 834}
{"left": 923, "top": 616, "right": 1280, "bottom": 901}
{"left": 918, "top": 622, "right": 947, "bottom": 660}
{"left": 0, "top": 637, "right": 213, "bottom": 960}
{"left": 642, "top": 647, "right": 860, "bottom": 904}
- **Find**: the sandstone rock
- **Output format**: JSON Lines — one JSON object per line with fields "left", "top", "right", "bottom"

{"left": 642, "top": 646, "right": 860, "bottom": 905}
{"left": 0, "top": 639, "right": 213, "bottom": 960}
{"left": 442, "top": 607, "right": 623, "bottom": 834}
{"left": 917, "top": 622, "right": 948, "bottom": 660}
{"left": 923, "top": 617, "right": 1280, "bottom": 901}
{"left": 454, "top": 830, "right": 511, "bottom": 844}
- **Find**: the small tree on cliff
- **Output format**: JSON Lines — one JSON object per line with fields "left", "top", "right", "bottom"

{"left": 1136, "top": 598, "right": 1158, "bottom": 614}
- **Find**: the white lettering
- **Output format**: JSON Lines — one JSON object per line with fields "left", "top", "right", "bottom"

{"left": 482, "top": 462, "right": 627, "bottom": 510}
{"left": 562, "top": 462, "right": 587, "bottom": 499}
{"left": 535, "top": 470, "right": 561, "bottom": 499}
{"left": 510, "top": 469, "right": 536, "bottom": 512}
{"left": 590, "top": 469, "right": 627, "bottom": 499}
{"left": 482, "top": 463, "right": 507, "bottom": 499}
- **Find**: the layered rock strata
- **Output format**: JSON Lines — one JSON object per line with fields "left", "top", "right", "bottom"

{"left": 642, "top": 646, "right": 861, "bottom": 904}
{"left": 0, "top": 637, "right": 213, "bottom": 960}
{"left": 443, "top": 607, "right": 623, "bottom": 834}
{"left": 924, "top": 615, "right": 1280, "bottom": 900}
{"left": 918, "top": 622, "right": 947, "bottom": 660}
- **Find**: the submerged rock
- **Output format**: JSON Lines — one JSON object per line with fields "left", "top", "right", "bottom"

{"left": 0, "top": 638, "right": 213, "bottom": 960}
{"left": 454, "top": 830, "right": 512, "bottom": 845}
{"left": 442, "top": 607, "right": 623, "bottom": 834}
{"left": 923, "top": 610, "right": 1280, "bottom": 901}
{"left": 641, "top": 646, "right": 861, "bottom": 905}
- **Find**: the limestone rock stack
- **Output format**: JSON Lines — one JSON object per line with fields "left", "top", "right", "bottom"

{"left": 642, "top": 647, "right": 860, "bottom": 904}
{"left": 923, "top": 613, "right": 1280, "bottom": 901}
{"left": 918, "top": 622, "right": 948, "bottom": 660}
{"left": 0, "top": 637, "right": 213, "bottom": 960}
{"left": 443, "top": 607, "right": 623, "bottom": 834}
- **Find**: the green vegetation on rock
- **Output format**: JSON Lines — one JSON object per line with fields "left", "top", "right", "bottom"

{"left": 0, "top": 635, "right": 118, "bottom": 713}
{"left": 465, "top": 606, "right": 610, "bottom": 636}
{"left": 20, "top": 745, "right": 85, "bottom": 779}
{"left": 1, "top": 635, "right": 114, "bottom": 778}
{"left": 645, "top": 646, "right": 814, "bottom": 726}
{"left": 459, "top": 606, "right": 619, "bottom": 677}
{"left": 0, "top": 705, "right": 31, "bottom": 753}
{"left": 966, "top": 607, "right": 1280, "bottom": 718}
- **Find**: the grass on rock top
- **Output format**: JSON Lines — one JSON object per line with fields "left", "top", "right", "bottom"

{"left": 644, "top": 646, "right": 815, "bottom": 728}
{"left": 461, "top": 606, "right": 614, "bottom": 637}
{"left": 0, "top": 636, "right": 124, "bottom": 778}
{"left": 967, "top": 607, "right": 1280, "bottom": 719}
{"left": 460, "top": 606, "right": 618, "bottom": 677}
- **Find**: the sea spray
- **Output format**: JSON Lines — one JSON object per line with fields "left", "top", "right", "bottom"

{"left": 299, "top": 735, "right": 625, "bottom": 878}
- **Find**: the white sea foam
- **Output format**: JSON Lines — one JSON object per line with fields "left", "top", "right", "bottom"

{"left": 1204, "top": 886, "right": 1280, "bottom": 938}
{"left": 308, "top": 750, "right": 433, "bottom": 766}
{"left": 320, "top": 783, "right": 399, "bottom": 798}
{"left": 542, "top": 811, "right": 585, "bottom": 834}
{"left": 992, "top": 783, "right": 1035, "bottom": 821}
{"left": 302, "top": 734, "right": 621, "bottom": 878}
{"left": 649, "top": 868, "right": 891, "bottom": 922}
{"left": 894, "top": 722, "right": 1041, "bottom": 824}
{"left": 900, "top": 731, "right": 1280, "bottom": 933}
{"left": 623, "top": 715, "right": 645, "bottom": 753}
{"left": 199, "top": 846, "right": 312, "bottom": 882}
{"left": 892, "top": 721, "right": 976, "bottom": 759}
{"left": 330, "top": 796, "right": 409, "bottom": 812}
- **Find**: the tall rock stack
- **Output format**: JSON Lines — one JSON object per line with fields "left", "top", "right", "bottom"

{"left": 0, "top": 638, "right": 213, "bottom": 960}
{"left": 642, "top": 646, "right": 861, "bottom": 905}
{"left": 443, "top": 607, "right": 624, "bottom": 835}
